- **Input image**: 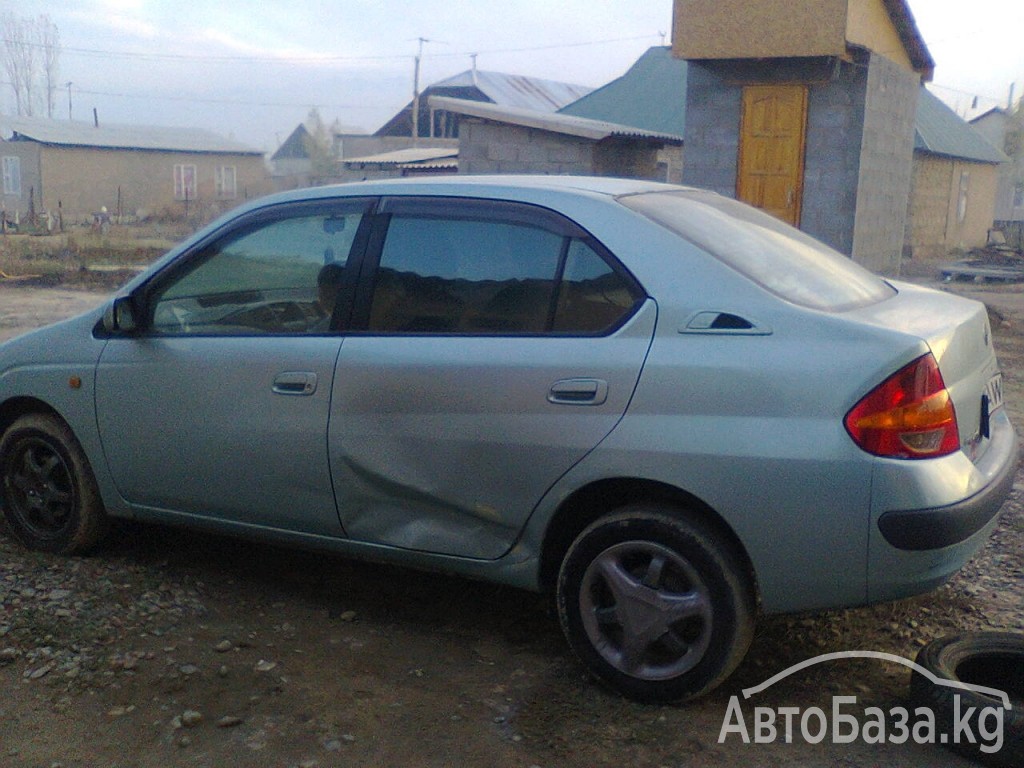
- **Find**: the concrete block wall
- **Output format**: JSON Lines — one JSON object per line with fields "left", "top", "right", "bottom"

{"left": 801, "top": 59, "right": 867, "bottom": 255}
{"left": 681, "top": 62, "right": 742, "bottom": 196}
{"left": 904, "top": 153, "right": 955, "bottom": 259}
{"left": 850, "top": 52, "right": 919, "bottom": 275}
{"left": 905, "top": 155, "right": 1001, "bottom": 259}
{"left": 458, "top": 121, "right": 595, "bottom": 175}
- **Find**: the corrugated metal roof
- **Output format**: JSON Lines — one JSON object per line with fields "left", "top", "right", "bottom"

{"left": 915, "top": 89, "right": 1007, "bottom": 164}
{"left": 559, "top": 47, "right": 686, "bottom": 136}
{"left": 431, "top": 70, "right": 592, "bottom": 112}
{"left": 429, "top": 96, "right": 684, "bottom": 144}
{"left": 344, "top": 147, "right": 459, "bottom": 166}
{"left": 1, "top": 116, "right": 263, "bottom": 155}
{"left": 398, "top": 159, "right": 459, "bottom": 171}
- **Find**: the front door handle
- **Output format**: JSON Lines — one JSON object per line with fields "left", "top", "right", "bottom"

{"left": 548, "top": 378, "right": 608, "bottom": 406}
{"left": 272, "top": 371, "right": 318, "bottom": 396}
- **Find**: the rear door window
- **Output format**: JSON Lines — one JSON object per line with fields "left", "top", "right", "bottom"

{"left": 365, "top": 198, "right": 644, "bottom": 335}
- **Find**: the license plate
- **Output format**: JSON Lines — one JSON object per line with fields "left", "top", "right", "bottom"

{"left": 986, "top": 373, "right": 1004, "bottom": 414}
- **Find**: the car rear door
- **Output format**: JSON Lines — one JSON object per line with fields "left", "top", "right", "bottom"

{"left": 328, "top": 197, "right": 656, "bottom": 559}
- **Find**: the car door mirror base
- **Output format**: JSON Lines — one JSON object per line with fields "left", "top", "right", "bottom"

{"left": 102, "top": 297, "right": 138, "bottom": 334}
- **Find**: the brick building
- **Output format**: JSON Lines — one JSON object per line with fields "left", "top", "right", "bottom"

{"left": 905, "top": 93, "right": 1006, "bottom": 259}
{"left": 0, "top": 117, "right": 269, "bottom": 223}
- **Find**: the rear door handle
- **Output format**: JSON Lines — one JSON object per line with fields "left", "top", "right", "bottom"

{"left": 272, "top": 371, "right": 318, "bottom": 396}
{"left": 548, "top": 378, "right": 608, "bottom": 406}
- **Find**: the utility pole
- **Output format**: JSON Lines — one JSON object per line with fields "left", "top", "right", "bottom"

{"left": 66, "top": 82, "right": 72, "bottom": 121}
{"left": 411, "top": 37, "right": 430, "bottom": 145}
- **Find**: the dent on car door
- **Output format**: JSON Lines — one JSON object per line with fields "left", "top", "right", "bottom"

{"left": 94, "top": 199, "right": 374, "bottom": 535}
{"left": 329, "top": 197, "right": 655, "bottom": 559}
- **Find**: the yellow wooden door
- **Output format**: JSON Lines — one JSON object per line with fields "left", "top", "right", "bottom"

{"left": 737, "top": 85, "right": 808, "bottom": 226}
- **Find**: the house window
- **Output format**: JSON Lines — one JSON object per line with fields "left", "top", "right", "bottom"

{"left": 215, "top": 166, "right": 237, "bottom": 199}
{"left": 957, "top": 170, "right": 970, "bottom": 223}
{"left": 174, "top": 164, "right": 197, "bottom": 201}
{"left": 2, "top": 156, "right": 21, "bottom": 196}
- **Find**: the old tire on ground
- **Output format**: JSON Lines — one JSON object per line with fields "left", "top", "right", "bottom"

{"left": 556, "top": 505, "right": 756, "bottom": 703}
{"left": 910, "top": 632, "right": 1024, "bottom": 768}
{"left": 0, "top": 413, "right": 108, "bottom": 554}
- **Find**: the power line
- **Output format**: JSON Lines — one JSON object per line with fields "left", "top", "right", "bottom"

{"left": 927, "top": 80, "right": 1019, "bottom": 107}
{"left": 0, "top": 80, "right": 392, "bottom": 111}
{"left": 3, "top": 34, "right": 662, "bottom": 66}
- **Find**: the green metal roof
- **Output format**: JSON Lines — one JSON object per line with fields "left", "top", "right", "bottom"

{"left": 559, "top": 47, "right": 687, "bottom": 137}
{"left": 914, "top": 89, "right": 1007, "bottom": 164}
{"left": 559, "top": 48, "right": 1003, "bottom": 167}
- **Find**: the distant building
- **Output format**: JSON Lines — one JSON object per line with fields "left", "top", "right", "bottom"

{"left": 431, "top": 96, "right": 682, "bottom": 181}
{"left": 270, "top": 68, "right": 591, "bottom": 188}
{"left": 340, "top": 147, "right": 459, "bottom": 180}
{"left": 375, "top": 69, "right": 593, "bottom": 138}
{"left": 905, "top": 92, "right": 1007, "bottom": 259}
{"left": 269, "top": 124, "right": 319, "bottom": 190}
{"left": 970, "top": 107, "right": 1024, "bottom": 223}
{"left": 0, "top": 117, "right": 269, "bottom": 222}
{"left": 559, "top": 46, "right": 687, "bottom": 182}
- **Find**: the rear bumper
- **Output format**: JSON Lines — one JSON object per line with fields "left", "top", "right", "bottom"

{"left": 878, "top": 432, "right": 1017, "bottom": 550}
{"left": 866, "top": 409, "right": 1018, "bottom": 603}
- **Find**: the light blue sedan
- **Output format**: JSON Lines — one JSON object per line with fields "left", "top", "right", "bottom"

{"left": 0, "top": 176, "right": 1016, "bottom": 702}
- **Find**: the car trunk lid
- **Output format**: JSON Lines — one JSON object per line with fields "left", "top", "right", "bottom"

{"left": 843, "top": 280, "right": 1001, "bottom": 460}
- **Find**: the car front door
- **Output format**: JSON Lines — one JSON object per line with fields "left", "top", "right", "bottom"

{"left": 95, "top": 199, "right": 373, "bottom": 536}
{"left": 329, "top": 197, "right": 656, "bottom": 559}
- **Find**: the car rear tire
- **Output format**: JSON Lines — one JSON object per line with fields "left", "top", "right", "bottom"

{"left": 910, "top": 632, "right": 1024, "bottom": 768}
{"left": 556, "top": 505, "right": 756, "bottom": 703}
{"left": 0, "top": 413, "right": 108, "bottom": 554}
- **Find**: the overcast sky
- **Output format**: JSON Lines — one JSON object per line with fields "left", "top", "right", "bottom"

{"left": 2, "top": 0, "right": 1022, "bottom": 153}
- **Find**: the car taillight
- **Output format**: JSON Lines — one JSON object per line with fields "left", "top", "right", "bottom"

{"left": 844, "top": 353, "right": 960, "bottom": 459}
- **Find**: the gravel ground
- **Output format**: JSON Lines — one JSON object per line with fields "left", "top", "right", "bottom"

{"left": 0, "top": 275, "right": 1020, "bottom": 767}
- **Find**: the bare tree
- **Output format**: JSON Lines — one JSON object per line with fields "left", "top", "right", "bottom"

{"left": 38, "top": 15, "right": 60, "bottom": 118}
{"left": 1, "top": 13, "right": 60, "bottom": 117}
{"left": 303, "top": 108, "right": 341, "bottom": 183}
{"left": 1, "top": 12, "right": 32, "bottom": 115}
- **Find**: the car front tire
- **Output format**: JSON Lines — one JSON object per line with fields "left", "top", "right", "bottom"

{"left": 0, "top": 413, "right": 108, "bottom": 554}
{"left": 557, "top": 505, "right": 756, "bottom": 703}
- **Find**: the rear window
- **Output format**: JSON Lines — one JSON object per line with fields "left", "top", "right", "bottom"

{"left": 619, "top": 190, "right": 895, "bottom": 312}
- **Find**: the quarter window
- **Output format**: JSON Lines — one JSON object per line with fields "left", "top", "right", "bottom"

{"left": 150, "top": 207, "right": 367, "bottom": 335}
{"left": 554, "top": 240, "right": 642, "bottom": 333}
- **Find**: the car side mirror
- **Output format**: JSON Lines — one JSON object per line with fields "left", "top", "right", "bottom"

{"left": 102, "top": 296, "right": 138, "bottom": 334}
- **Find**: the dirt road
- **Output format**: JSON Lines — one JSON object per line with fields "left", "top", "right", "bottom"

{"left": 0, "top": 279, "right": 1020, "bottom": 768}
{"left": 0, "top": 285, "right": 110, "bottom": 344}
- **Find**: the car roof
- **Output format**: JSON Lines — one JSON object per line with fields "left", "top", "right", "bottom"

{"left": 259, "top": 175, "right": 690, "bottom": 208}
